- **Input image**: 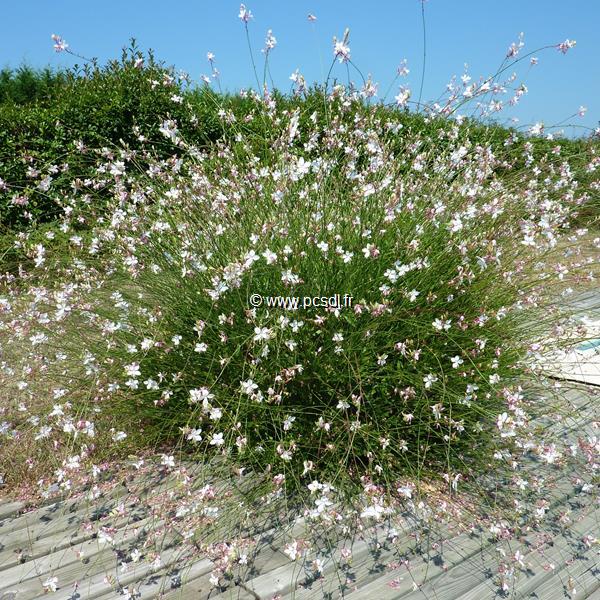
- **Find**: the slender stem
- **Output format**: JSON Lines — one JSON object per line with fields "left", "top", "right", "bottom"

{"left": 447, "top": 45, "right": 555, "bottom": 117}
{"left": 382, "top": 73, "right": 400, "bottom": 105}
{"left": 267, "top": 62, "right": 275, "bottom": 93}
{"left": 65, "top": 49, "right": 97, "bottom": 66}
{"left": 348, "top": 59, "right": 367, "bottom": 89}
{"left": 211, "top": 62, "right": 223, "bottom": 95}
{"left": 417, "top": 0, "right": 427, "bottom": 108}
{"left": 244, "top": 23, "right": 261, "bottom": 94}
{"left": 324, "top": 57, "right": 337, "bottom": 93}
{"left": 263, "top": 51, "right": 268, "bottom": 92}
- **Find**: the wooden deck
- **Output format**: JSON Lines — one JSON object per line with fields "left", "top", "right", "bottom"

{"left": 0, "top": 381, "right": 598, "bottom": 599}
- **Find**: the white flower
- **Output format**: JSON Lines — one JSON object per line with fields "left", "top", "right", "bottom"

{"left": 307, "top": 480, "right": 322, "bottom": 493}
{"left": 449, "top": 216, "right": 463, "bottom": 232}
{"left": 290, "top": 320, "right": 304, "bottom": 333}
{"left": 279, "top": 448, "right": 293, "bottom": 461}
{"left": 43, "top": 576, "right": 59, "bottom": 592}
{"left": 187, "top": 428, "right": 203, "bottom": 442}
{"left": 540, "top": 444, "right": 561, "bottom": 464}
{"left": 125, "top": 379, "right": 139, "bottom": 390}
{"left": 283, "top": 415, "right": 296, "bottom": 431}
{"left": 159, "top": 119, "right": 179, "bottom": 142}
{"left": 384, "top": 268, "right": 398, "bottom": 283}
{"left": 497, "top": 412, "right": 509, "bottom": 430}
{"left": 97, "top": 527, "right": 114, "bottom": 544}
{"left": 362, "top": 243, "right": 379, "bottom": 258}
{"left": 395, "top": 87, "right": 411, "bottom": 107}
{"left": 292, "top": 157, "right": 311, "bottom": 180}
{"left": 313, "top": 494, "right": 332, "bottom": 512}
{"left": 397, "top": 484, "right": 413, "bottom": 499}
{"left": 239, "top": 4, "right": 253, "bottom": 23}
{"left": 141, "top": 338, "right": 153, "bottom": 350}
{"left": 529, "top": 122, "right": 544, "bottom": 135}
{"left": 450, "top": 355, "right": 464, "bottom": 369}
{"left": 130, "top": 548, "right": 142, "bottom": 563}
{"left": 360, "top": 504, "right": 385, "bottom": 520}
{"left": 35, "top": 425, "right": 52, "bottom": 440}
{"left": 284, "top": 541, "right": 301, "bottom": 561}
{"left": 161, "top": 454, "right": 175, "bottom": 467}
{"left": 244, "top": 249, "right": 260, "bottom": 266}
{"left": 333, "top": 30, "right": 351, "bottom": 63}
{"left": 189, "top": 387, "right": 214, "bottom": 404}
{"left": 281, "top": 269, "right": 301, "bottom": 285}
{"left": 423, "top": 374, "right": 438, "bottom": 389}
{"left": 262, "top": 249, "right": 277, "bottom": 264}
{"left": 431, "top": 403, "right": 444, "bottom": 420}
{"left": 240, "top": 379, "right": 258, "bottom": 395}
{"left": 210, "top": 433, "right": 225, "bottom": 446}
{"left": 265, "top": 29, "right": 277, "bottom": 51}
{"left": 122, "top": 586, "right": 139, "bottom": 600}
{"left": 432, "top": 318, "right": 451, "bottom": 331}
{"left": 253, "top": 326, "right": 272, "bottom": 342}
{"left": 49, "top": 404, "right": 64, "bottom": 417}
{"left": 144, "top": 378, "right": 159, "bottom": 390}
{"left": 124, "top": 362, "right": 141, "bottom": 377}
{"left": 112, "top": 431, "right": 127, "bottom": 442}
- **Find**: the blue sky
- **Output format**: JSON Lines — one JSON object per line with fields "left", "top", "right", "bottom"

{"left": 2, "top": 1, "right": 598, "bottom": 136}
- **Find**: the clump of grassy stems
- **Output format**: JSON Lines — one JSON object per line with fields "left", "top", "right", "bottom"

{"left": 30, "top": 87, "right": 587, "bottom": 506}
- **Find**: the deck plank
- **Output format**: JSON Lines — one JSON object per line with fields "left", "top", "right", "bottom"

{"left": 0, "top": 501, "right": 26, "bottom": 521}
{"left": 529, "top": 554, "right": 600, "bottom": 600}
{"left": 0, "top": 496, "right": 145, "bottom": 570}
{"left": 39, "top": 542, "right": 187, "bottom": 600}
{"left": 253, "top": 522, "right": 414, "bottom": 600}
{"left": 0, "top": 516, "right": 156, "bottom": 595}
{"left": 119, "top": 558, "right": 216, "bottom": 600}
{"left": 398, "top": 509, "right": 598, "bottom": 600}
{"left": 586, "top": 585, "right": 600, "bottom": 600}
{"left": 342, "top": 476, "right": 595, "bottom": 600}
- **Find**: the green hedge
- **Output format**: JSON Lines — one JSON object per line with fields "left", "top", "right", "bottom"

{"left": 0, "top": 47, "right": 597, "bottom": 231}
{"left": 0, "top": 46, "right": 221, "bottom": 228}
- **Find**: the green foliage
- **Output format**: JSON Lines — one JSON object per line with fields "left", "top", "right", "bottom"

{"left": 0, "top": 45, "right": 598, "bottom": 234}
{"left": 0, "top": 65, "right": 67, "bottom": 105}
{"left": 50, "top": 95, "right": 576, "bottom": 500}
{"left": 0, "top": 44, "right": 218, "bottom": 229}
